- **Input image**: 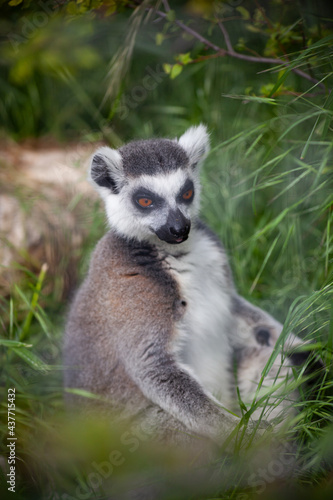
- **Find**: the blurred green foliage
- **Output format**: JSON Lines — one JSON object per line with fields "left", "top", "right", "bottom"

{"left": 0, "top": 0, "right": 332, "bottom": 140}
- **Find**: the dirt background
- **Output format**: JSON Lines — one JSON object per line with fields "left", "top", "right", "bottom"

{"left": 0, "top": 140, "right": 103, "bottom": 299}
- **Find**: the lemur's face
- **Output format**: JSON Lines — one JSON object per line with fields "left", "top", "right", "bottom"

{"left": 128, "top": 169, "right": 195, "bottom": 244}
{"left": 99, "top": 163, "right": 200, "bottom": 245}
{"left": 90, "top": 125, "right": 209, "bottom": 245}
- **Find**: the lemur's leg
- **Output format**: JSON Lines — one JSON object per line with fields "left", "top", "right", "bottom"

{"left": 230, "top": 295, "right": 323, "bottom": 421}
{"left": 231, "top": 294, "right": 296, "bottom": 351}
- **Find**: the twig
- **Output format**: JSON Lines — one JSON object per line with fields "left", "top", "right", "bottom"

{"left": 217, "top": 18, "right": 233, "bottom": 54}
{"left": 254, "top": 0, "right": 289, "bottom": 58}
{"left": 216, "top": 20, "right": 326, "bottom": 89}
{"left": 162, "top": 0, "right": 170, "bottom": 12}
{"left": 152, "top": 9, "right": 224, "bottom": 52}
{"left": 152, "top": 7, "right": 328, "bottom": 92}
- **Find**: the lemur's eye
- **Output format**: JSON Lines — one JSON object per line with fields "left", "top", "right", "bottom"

{"left": 138, "top": 198, "right": 153, "bottom": 207}
{"left": 182, "top": 189, "right": 193, "bottom": 201}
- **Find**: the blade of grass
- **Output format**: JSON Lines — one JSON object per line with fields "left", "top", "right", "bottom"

{"left": 11, "top": 347, "right": 50, "bottom": 373}
{"left": 249, "top": 235, "right": 279, "bottom": 293}
{"left": 328, "top": 298, "right": 333, "bottom": 367}
{"left": 300, "top": 92, "right": 333, "bottom": 160}
{"left": 19, "top": 263, "right": 48, "bottom": 342}
{"left": 9, "top": 297, "right": 14, "bottom": 339}
{"left": 0, "top": 340, "right": 32, "bottom": 347}
{"left": 325, "top": 211, "right": 331, "bottom": 277}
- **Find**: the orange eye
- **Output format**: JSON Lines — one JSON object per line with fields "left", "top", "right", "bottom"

{"left": 138, "top": 198, "right": 153, "bottom": 207}
{"left": 182, "top": 189, "right": 193, "bottom": 200}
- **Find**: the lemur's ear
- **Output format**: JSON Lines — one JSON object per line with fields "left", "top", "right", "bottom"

{"left": 177, "top": 124, "right": 210, "bottom": 168}
{"left": 90, "top": 146, "right": 124, "bottom": 194}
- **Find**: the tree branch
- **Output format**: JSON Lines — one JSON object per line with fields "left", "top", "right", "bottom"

{"left": 162, "top": 0, "right": 171, "bottom": 12}
{"left": 152, "top": 7, "right": 327, "bottom": 92}
{"left": 152, "top": 9, "right": 224, "bottom": 53}
{"left": 216, "top": 18, "right": 233, "bottom": 54}
{"left": 216, "top": 20, "right": 326, "bottom": 90}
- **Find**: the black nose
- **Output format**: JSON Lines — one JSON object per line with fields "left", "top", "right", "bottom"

{"left": 169, "top": 224, "right": 190, "bottom": 238}
{"left": 167, "top": 209, "right": 191, "bottom": 241}
{"left": 155, "top": 209, "right": 191, "bottom": 244}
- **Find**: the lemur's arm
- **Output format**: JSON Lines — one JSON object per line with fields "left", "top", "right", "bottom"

{"left": 120, "top": 334, "right": 240, "bottom": 444}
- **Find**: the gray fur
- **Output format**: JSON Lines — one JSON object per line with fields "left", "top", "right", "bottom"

{"left": 64, "top": 230, "right": 238, "bottom": 443}
{"left": 64, "top": 125, "right": 309, "bottom": 446}
{"left": 119, "top": 139, "right": 189, "bottom": 177}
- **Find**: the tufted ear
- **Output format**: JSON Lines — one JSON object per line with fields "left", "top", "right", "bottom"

{"left": 177, "top": 124, "right": 210, "bottom": 168}
{"left": 90, "top": 146, "right": 124, "bottom": 194}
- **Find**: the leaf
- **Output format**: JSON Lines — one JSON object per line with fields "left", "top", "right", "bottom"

{"left": 156, "top": 33, "right": 164, "bottom": 46}
{"left": 66, "top": 1, "right": 78, "bottom": 15}
{"left": 11, "top": 347, "right": 50, "bottom": 373}
{"left": 222, "top": 94, "right": 277, "bottom": 105}
{"left": 166, "top": 9, "right": 176, "bottom": 22}
{"left": 64, "top": 388, "right": 106, "bottom": 401}
{"left": 163, "top": 63, "right": 172, "bottom": 75}
{"left": 236, "top": 6, "right": 250, "bottom": 20}
{"left": 0, "top": 340, "right": 32, "bottom": 348}
{"left": 9, "top": 0, "right": 23, "bottom": 5}
{"left": 250, "top": 235, "right": 279, "bottom": 293}
{"left": 246, "top": 24, "right": 261, "bottom": 33}
{"left": 321, "top": 90, "right": 333, "bottom": 140}
{"left": 19, "top": 263, "right": 48, "bottom": 342}
{"left": 106, "top": 5, "right": 117, "bottom": 15}
{"left": 177, "top": 52, "right": 192, "bottom": 65}
{"left": 182, "top": 32, "right": 194, "bottom": 41}
{"left": 328, "top": 298, "right": 333, "bottom": 364}
{"left": 291, "top": 343, "right": 324, "bottom": 352}
{"left": 170, "top": 64, "right": 183, "bottom": 79}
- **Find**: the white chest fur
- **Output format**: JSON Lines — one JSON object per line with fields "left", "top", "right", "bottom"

{"left": 165, "top": 228, "right": 235, "bottom": 405}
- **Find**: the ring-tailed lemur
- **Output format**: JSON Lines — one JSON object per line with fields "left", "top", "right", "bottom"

{"left": 63, "top": 125, "right": 309, "bottom": 445}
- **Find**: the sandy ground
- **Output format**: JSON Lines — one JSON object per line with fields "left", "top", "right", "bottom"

{"left": 0, "top": 139, "right": 103, "bottom": 297}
